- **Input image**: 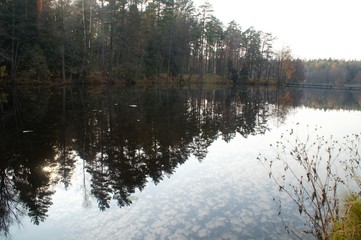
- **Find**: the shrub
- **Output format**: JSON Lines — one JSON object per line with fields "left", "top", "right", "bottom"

{"left": 258, "top": 127, "right": 361, "bottom": 239}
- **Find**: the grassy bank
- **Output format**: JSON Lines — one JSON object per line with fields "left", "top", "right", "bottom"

{"left": 331, "top": 194, "right": 361, "bottom": 240}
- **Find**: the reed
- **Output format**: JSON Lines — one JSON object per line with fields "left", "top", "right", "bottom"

{"left": 330, "top": 193, "right": 361, "bottom": 240}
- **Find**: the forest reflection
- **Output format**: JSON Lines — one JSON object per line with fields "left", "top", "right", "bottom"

{"left": 0, "top": 85, "right": 360, "bottom": 236}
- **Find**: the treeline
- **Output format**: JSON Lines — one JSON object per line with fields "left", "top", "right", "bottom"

{"left": 304, "top": 59, "right": 361, "bottom": 86}
{"left": 0, "top": 0, "right": 302, "bottom": 84}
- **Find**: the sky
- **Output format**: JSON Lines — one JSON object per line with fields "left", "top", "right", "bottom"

{"left": 193, "top": 0, "right": 361, "bottom": 60}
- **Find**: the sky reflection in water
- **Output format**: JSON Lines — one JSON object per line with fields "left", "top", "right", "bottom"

{"left": 4, "top": 87, "right": 361, "bottom": 240}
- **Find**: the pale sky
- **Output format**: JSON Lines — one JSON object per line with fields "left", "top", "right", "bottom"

{"left": 193, "top": 0, "right": 361, "bottom": 60}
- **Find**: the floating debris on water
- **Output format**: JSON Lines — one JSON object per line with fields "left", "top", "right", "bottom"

{"left": 129, "top": 105, "right": 137, "bottom": 108}
{"left": 22, "top": 130, "right": 34, "bottom": 133}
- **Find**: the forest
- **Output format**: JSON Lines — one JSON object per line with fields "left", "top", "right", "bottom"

{"left": 0, "top": 0, "right": 304, "bottom": 85}
{"left": 0, "top": 0, "right": 361, "bottom": 86}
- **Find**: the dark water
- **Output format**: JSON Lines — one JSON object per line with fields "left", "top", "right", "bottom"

{"left": 1, "top": 85, "right": 361, "bottom": 239}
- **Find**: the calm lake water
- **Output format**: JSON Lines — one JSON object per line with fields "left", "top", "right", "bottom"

{"left": 1, "top": 85, "right": 361, "bottom": 239}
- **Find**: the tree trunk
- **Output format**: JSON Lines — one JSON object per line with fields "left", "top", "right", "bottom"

{"left": 60, "top": 0, "right": 66, "bottom": 82}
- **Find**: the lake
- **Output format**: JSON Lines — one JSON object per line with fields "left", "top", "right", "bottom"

{"left": 1, "top": 85, "right": 361, "bottom": 239}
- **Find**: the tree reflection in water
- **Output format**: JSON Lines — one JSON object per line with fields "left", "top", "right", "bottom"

{"left": 1, "top": 85, "right": 360, "bottom": 237}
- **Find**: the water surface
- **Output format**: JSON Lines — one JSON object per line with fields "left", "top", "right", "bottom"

{"left": 1, "top": 85, "right": 361, "bottom": 239}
